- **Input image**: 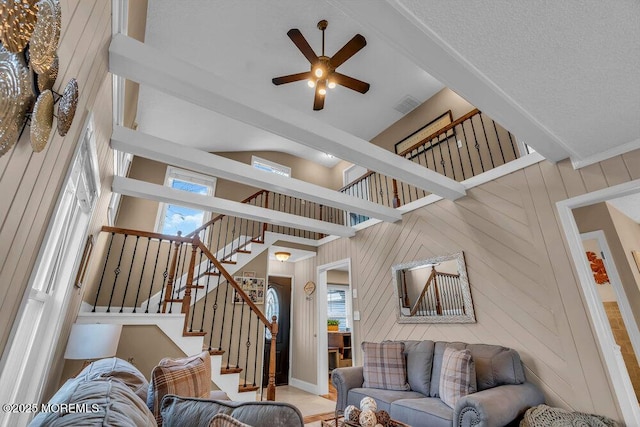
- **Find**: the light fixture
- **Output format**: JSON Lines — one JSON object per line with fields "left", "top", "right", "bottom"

{"left": 317, "top": 79, "right": 327, "bottom": 96}
{"left": 307, "top": 80, "right": 315, "bottom": 88}
{"left": 318, "top": 87, "right": 327, "bottom": 96}
{"left": 314, "top": 66, "right": 324, "bottom": 78}
{"left": 327, "top": 80, "right": 336, "bottom": 89}
{"left": 65, "top": 323, "right": 122, "bottom": 363}
{"left": 274, "top": 251, "right": 291, "bottom": 262}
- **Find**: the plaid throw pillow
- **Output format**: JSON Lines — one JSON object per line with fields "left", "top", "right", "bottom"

{"left": 439, "top": 347, "right": 477, "bottom": 408}
{"left": 209, "top": 413, "right": 251, "bottom": 427}
{"left": 361, "top": 342, "right": 410, "bottom": 391}
{"left": 148, "top": 351, "right": 211, "bottom": 426}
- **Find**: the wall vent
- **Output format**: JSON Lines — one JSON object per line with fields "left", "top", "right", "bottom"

{"left": 394, "top": 95, "right": 420, "bottom": 115}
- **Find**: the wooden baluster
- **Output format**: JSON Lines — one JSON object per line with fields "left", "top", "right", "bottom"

{"left": 319, "top": 204, "right": 325, "bottom": 239}
{"left": 182, "top": 237, "right": 199, "bottom": 333}
{"left": 433, "top": 273, "right": 442, "bottom": 316}
{"left": 266, "top": 315, "right": 278, "bottom": 401}
{"left": 392, "top": 179, "right": 401, "bottom": 208}
{"left": 163, "top": 231, "right": 182, "bottom": 313}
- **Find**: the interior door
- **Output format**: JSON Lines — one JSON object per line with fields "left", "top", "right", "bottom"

{"left": 262, "top": 277, "right": 291, "bottom": 387}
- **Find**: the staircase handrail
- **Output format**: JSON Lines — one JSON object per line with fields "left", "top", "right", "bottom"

{"left": 410, "top": 268, "right": 437, "bottom": 316}
{"left": 185, "top": 189, "right": 268, "bottom": 238}
{"left": 101, "top": 225, "right": 193, "bottom": 243}
{"left": 196, "top": 240, "right": 279, "bottom": 400}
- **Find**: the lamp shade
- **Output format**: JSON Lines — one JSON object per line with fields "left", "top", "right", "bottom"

{"left": 64, "top": 323, "right": 122, "bottom": 360}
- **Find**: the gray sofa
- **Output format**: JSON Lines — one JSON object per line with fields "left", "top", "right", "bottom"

{"left": 332, "top": 341, "right": 544, "bottom": 427}
{"left": 30, "top": 357, "right": 303, "bottom": 427}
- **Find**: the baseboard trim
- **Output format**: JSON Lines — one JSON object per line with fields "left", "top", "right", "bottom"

{"left": 289, "top": 377, "right": 319, "bottom": 395}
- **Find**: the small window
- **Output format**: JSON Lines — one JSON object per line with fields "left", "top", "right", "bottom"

{"left": 252, "top": 156, "right": 291, "bottom": 177}
{"left": 328, "top": 285, "right": 350, "bottom": 330}
{"left": 155, "top": 167, "right": 216, "bottom": 235}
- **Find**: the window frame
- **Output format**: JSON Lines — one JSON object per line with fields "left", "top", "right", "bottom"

{"left": 154, "top": 166, "right": 217, "bottom": 236}
{"left": 327, "top": 284, "right": 351, "bottom": 331}
{"left": 251, "top": 155, "right": 291, "bottom": 177}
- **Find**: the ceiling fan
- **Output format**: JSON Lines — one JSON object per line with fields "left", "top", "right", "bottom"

{"left": 272, "top": 20, "right": 370, "bottom": 111}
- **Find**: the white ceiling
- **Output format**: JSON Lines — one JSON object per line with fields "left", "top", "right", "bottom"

{"left": 137, "top": 0, "right": 444, "bottom": 167}
{"left": 135, "top": 0, "right": 640, "bottom": 169}
{"left": 609, "top": 194, "right": 640, "bottom": 224}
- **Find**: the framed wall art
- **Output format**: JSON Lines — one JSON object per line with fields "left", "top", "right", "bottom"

{"left": 233, "top": 276, "right": 265, "bottom": 304}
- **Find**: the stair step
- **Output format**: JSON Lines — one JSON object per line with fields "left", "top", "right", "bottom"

{"left": 221, "top": 366, "right": 243, "bottom": 375}
{"left": 250, "top": 239, "right": 263, "bottom": 244}
{"left": 164, "top": 298, "right": 183, "bottom": 303}
{"left": 189, "top": 285, "right": 206, "bottom": 289}
{"left": 204, "top": 272, "right": 220, "bottom": 276}
{"left": 236, "top": 249, "right": 251, "bottom": 254}
{"left": 238, "top": 384, "right": 259, "bottom": 393}
{"left": 208, "top": 349, "right": 225, "bottom": 356}
{"left": 183, "top": 331, "right": 207, "bottom": 337}
{"left": 221, "top": 260, "right": 237, "bottom": 265}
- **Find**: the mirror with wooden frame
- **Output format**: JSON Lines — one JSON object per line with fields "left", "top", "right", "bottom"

{"left": 391, "top": 251, "right": 476, "bottom": 324}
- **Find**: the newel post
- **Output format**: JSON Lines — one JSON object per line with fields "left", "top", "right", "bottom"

{"left": 163, "top": 231, "right": 182, "bottom": 313}
{"left": 181, "top": 236, "right": 199, "bottom": 315}
{"left": 266, "top": 315, "right": 278, "bottom": 401}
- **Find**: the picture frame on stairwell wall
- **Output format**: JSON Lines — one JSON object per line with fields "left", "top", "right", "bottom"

{"left": 233, "top": 276, "right": 265, "bottom": 304}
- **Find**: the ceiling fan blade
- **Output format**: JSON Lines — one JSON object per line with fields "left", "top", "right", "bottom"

{"left": 313, "top": 86, "right": 325, "bottom": 111}
{"left": 330, "top": 34, "right": 366, "bottom": 68}
{"left": 332, "top": 72, "right": 370, "bottom": 94}
{"left": 287, "top": 29, "right": 318, "bottom": 63}
{"left": 272, "top": 71, "right": 312, "bottom": 85}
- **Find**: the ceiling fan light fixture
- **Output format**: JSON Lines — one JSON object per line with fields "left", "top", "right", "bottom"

{"left": 314, "top": 67, "right": 324, "bottom": 78}
{"left": 307, "top": 80, "right": 315, "bottom": 88}
{"left": 327, "top": 80, "right": 336, "bottom": 89}
{"left": 319, "top": 87, "right": 327, "bottom": 96}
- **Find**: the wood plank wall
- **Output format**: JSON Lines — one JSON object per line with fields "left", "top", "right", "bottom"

{"left": 0, "top": 0, "right": 114, "bottom": 394}
{"left": 316, "top": 151, "right": 640, "bottom": 422}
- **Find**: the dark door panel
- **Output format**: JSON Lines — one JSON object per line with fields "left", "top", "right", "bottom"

{"left": 263, "top": 277, "right": 291, "bottom": 387}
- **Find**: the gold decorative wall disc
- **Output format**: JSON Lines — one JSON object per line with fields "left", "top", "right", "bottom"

{"left": 30, "top": 89, "right": 53, "bottom": 152}
{"left": 0, "top": 0, "right": 38, "bottom": 53}
{"left": 57, "top": 78, "right": 77, "bottom": 136}
{"left": 29, "top": 0, "right": 61, "bottom": 74}
{"left": 37, "top": 54, "right": 58, "bottom": 92}
{"left": 0, "top": 45, "right": 34, "bottom": 157}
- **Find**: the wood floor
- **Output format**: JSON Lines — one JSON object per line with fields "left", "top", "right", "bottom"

{"left": 321, "top": 377, "right": 337, "bottom": 401}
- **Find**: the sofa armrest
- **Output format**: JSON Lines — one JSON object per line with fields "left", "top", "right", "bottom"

{"left": 454, "top": 382, "right": 545, "bottom": 427}
{"left": 331, "top": 366, "right": 364, "bottom": 411}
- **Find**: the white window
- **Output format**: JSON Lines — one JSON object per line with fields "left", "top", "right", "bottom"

{"left": 252, "top": 156, "right": 291, "bottom": 177}
{"left": 155, "top": 167, "right": 216, "bottom": 236}
{"left": 327, "top": 284, "right": 351, "bottom": 331}
{"left": 0, "top": 115, "right": 100, "bottom": 426}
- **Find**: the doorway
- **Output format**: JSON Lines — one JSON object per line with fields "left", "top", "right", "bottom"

{"left": 580, "top": 231, "right": 640, "bottom": 401}
{"left": 262, "top": 276, "right": 291, "bottom": 387}
{"left": 317, "top": 258, "right": 353, "bottom": 396}
{"left": 558, "top": 179, "right": 640, "bottom": 424}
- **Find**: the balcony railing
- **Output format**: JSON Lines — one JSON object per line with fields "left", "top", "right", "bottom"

{"left": 340, "top": 109, "right": 520, "bottom": 214}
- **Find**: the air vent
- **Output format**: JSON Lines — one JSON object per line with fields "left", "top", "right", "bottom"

{"left": 394, "top": 95, "right": 420, "bottom": 115}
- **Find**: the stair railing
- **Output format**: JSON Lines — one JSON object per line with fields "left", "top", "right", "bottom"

{"left": 409, "top": 267, "right": 465, "bottom": 317}
{"left": 90, "top": 226, "right": 279, "bottom": 400}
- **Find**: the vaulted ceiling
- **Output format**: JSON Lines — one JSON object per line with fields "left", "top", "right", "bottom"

{"left": 129, "top": 0, "right": 640, "bottom": 170}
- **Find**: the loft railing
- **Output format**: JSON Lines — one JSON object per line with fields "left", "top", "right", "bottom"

{"left": 409, "top": 267, "right": 465, "bottom": 317}
{"left": 340, "top": 109, "right": 521, "bottom": 214}
{"left": 90, "top": 226, "right": 279, "bottom": 399}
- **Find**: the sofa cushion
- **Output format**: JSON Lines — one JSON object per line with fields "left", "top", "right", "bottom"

{"left": 439, "top": 347, "right": 477, "bottom": 408}
{"left": 347, "top": 388, "right": 426, "bottom": 414}
{"left": 402, "top": 340, "right": 434, "bottom": 395}
{"left": 361, "top": 341, "right": 410, "bottom": 391}
{"left": 29, "top": 378, "right": 155, "bottom": 427}
{"left": 431, "top": 342, "right": 525, "bottom": 396}
{"left": 76, "top": 357, "right": 149, "bottom": 402}
{"left": 148, "top": 351, "right": 212, "bottom": 426}
{"left": 389, "top": 397, "right": 453, "bottom": 427}
{"left": 160, "top": 394, "right": 304, "bottom": 427}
